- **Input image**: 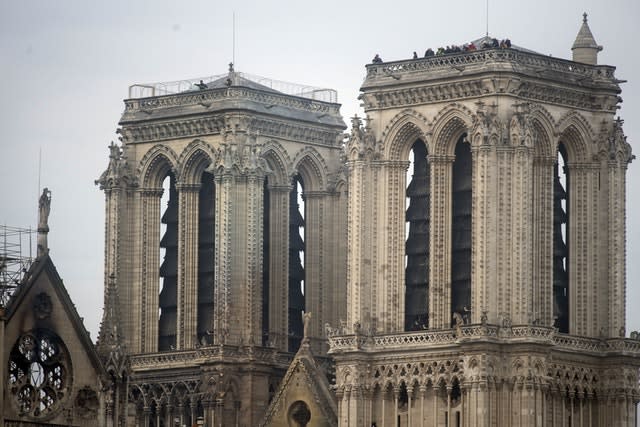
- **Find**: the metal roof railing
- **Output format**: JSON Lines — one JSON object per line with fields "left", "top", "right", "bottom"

{"left": 128, "top": 71, "right": 338, "bottom": 103}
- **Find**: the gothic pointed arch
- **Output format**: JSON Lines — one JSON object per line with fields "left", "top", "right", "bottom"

{"left": 292, "top": 147, "right": 328, "bottom": 192}
{"left": 429, "top": 103, "right": 475, "bottom": 155}
{"left": 528, "top": 104, "right": 557, "bottom": 157}
{"left": 405, "top": 138, "right": 430, "bottom": 330}
{"left": 382, "top": 109, "right": 430, "bottom": 160}
{"left": 261, "top": 140, "right": 292, "bottom": 186}
{"left": 138, "top": 145, "right": 180, "bottom": 189}
{"left": 332, "top": 176, "right": 347, "bottom": 194}
{"left": 177, "top": 139, "right": 217, "bottom": 185}
{"left": 556, "top": 111, "right": 594, "bottom": 162}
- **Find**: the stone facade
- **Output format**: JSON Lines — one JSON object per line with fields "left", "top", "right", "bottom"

{"left": 3, "top": 14, "right": 639, "bottom": 427}
{"left": 95, "top": 69, "right": 346, "bottom": 426}
{"left": 330, "top": 22, "right": 639, "bottom": 427}
{"left": 1, "top": 255, "right": 107, "bottom": 427}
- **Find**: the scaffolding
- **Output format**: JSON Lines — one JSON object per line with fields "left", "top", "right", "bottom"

{"left": 0, "top": 225, "right": 36, "bottom": 306}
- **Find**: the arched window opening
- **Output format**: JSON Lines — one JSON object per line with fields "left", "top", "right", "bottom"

{"left": 451, "top": 135, "right": 472, "bottom": 324}
{"left": 553, "top": 143, "right": 569, "bottom": 333}
{"left": 288, "top": 176, "right": 305, "bottom": 352}
{"left": 159, "top": 173, "right": 178, "bottom": 351}
{"left": 197, "top": 171, "right": 215, "bottom": 344}
{"left": 262, "top": 179, "right": 271, "bottom": 347}
{"left": 398, "top": 382, "right": 409, "bottom": 410}
{"left": 405, "top": 140, "right": 430, "bottom": 331}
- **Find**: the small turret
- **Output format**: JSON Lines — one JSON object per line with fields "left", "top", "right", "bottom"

{"left": 572, "top": 13, "right": 602, "bottom": 65}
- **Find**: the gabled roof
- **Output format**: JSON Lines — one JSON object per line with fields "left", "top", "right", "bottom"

{"left": 260, "top": 342, "right": 337, "bottom": 427}
{"left": 5, "top": 253, "right": 107, "bottom": 380}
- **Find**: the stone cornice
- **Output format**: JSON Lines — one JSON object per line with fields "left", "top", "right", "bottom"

{"left": 128, "top": 346, "right": 293, "bottom": 371}
{"left": 124, "top": 86, "right": 338, "bottom": 114}
{"left": 361, "top": 49, "right": 621, "bottom": 113}
{"left": 361, "top": 76, "right": 618, "bottom": 113}
{"left": 328, "top": 325, "right": 640, "bottom": 358}
{"left": 118, "top": 113, "right": 343, "bottom": 147}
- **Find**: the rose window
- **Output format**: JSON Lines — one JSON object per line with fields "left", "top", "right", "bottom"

{"left": 8, "top": 329, "right": 71, "bottom": 418}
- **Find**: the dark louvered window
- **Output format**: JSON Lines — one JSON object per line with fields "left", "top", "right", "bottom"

{"left": 405, "top": 140, "right": 430, "bottom": 330}
{"left": 451, "top": 137, "right": 471, "bottom": 324}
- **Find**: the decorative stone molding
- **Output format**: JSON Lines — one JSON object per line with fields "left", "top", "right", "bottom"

{"left": 364, "top": 48, "right": 617, "bottom": 85}
{"left": 345, "top": 115, "right": 384, "bottom": 161}
{"left": 123, "top": 86, "right": 340, "bottom": 117}
{"left": 328, "top": 324, "right": 640, "bottom": 356}
{"left": 95, "top": 141, "right": 138, "bottom": 190}
{"left": 137, "top": 144, "right": 179, "bottom": 188}
{"left": 119, "top": 113, "right": 342, "bottom": 146}
{"left": 291, "top": 145, "right": 329, "bottom": 191}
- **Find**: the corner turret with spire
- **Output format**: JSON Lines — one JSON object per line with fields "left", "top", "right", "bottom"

{"left": 572, "top": 13, "right": 603, "bottom": 65}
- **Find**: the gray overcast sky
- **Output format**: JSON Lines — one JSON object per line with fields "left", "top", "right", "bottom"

{"left": 1, "top": 0, "right": 639, "bottom": 340}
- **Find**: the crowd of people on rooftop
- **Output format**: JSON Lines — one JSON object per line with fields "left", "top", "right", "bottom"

{"left": 372, "top": 38, "right": 512, "bottom": 64}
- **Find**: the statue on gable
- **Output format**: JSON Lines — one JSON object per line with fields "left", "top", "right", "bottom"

{"left": 38, "top": 188, "right": 52, "bottom": 231}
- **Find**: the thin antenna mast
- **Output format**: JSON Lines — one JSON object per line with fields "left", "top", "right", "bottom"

{"left": 37, "top": 147, "right": 42, "bottom": 233}
{"left": 232, "top": 12, "right": 236, "bottom": 67}
{"left": 486, "top": 0, "right": 489, "bottom": 37}
{"left": 38, "top": 147, "right": 42, "bottom": 194}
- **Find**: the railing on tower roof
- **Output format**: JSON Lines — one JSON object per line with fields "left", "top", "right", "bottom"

{"left": 128, "top": 71, "right": 338, "bottom": 103}
{"left": 364, "top": 47, "right": 617, "bottom": 83}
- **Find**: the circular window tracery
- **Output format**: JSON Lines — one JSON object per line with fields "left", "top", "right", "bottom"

{"left": 8, "top": 329, "right": 71, "bottom": 419}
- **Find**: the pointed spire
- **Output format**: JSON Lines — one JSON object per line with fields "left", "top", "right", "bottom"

{"left": 96, "top": 272, "right": 126, "bottom": 370}
{"left": 571, "top": 12, "right": 603, "bottom": 64}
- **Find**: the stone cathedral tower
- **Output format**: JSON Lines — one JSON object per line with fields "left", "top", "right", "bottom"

{"left": 96, "top": 67, "right": 346, "bottom": 426}
{"left": 92, "top": 16, "right": 640, "bottom": 427}
{"left": 329, "top": 16, "right": 639, "bottom": 427}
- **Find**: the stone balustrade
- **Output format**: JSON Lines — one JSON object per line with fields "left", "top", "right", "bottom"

{"left": 328, "top": 323, "right": 640, "bottom": 356}
{"left": 364, "top": 48, "right": 617, "bottom": 83}
{"left": 123, "top": 86, "right": 340, "bottom": 117}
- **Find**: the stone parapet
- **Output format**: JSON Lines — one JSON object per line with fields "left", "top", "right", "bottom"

{"left": 328, "top": 324, "right": 640, "bottom": 356}
{"left": 363, "top": 48, "right": 617, "bottom": 88}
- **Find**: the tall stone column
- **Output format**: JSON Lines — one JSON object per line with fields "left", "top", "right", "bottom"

{"left": 567, "top": 163, "right": 591, "bottom": 335}
{"left": 139, "top": 188, "right": 163, "bottom": 352}
{"left": 346, "top": 160, "right": 369, "bottom": 328}
{"left": 511, "top": 145, "right": 534, "bottom": 324}
{"left": 471, "top": 143, "right": 493, "bottom": 324}
{"left": 177, "top": 184, "right": 200, "bottom": 349}
{"left": 328, "top": 186, "right": 348, "bottom": 344}
{"left": 607, "top": 158, "right": 627, "bottom": 336}
{"left": 103, "top": 186, "right": 120, "bottom": 301}
{"left": 266, "top": 185, "right": 291, "bottom": 351}
{"left": 532, "top": 157, "right": 554, "bottom": 326}
{"left": 303, "top": 190, "right": 327, "bottom": 347}
{"left": 214, "top": 171, "right": 233, "bottom": 343}
{"left": 244, "top": 169, "right": 265, "bottom": 345}
{"left": 429, "top": 155, "right": 454, "bottom": 329}
{"left": 495, "top": 147, "right": 513, "bottom": 324}
{"left": 383, "top": 160, "right": 409, "bottom": 331}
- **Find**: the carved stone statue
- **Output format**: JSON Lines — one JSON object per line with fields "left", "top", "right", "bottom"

{"left": 37, "top": 188, "right": 52, "bottom": 258}
{"left": 453, "top": 312, "right": 464, "bottom": 327}
{"left": 38, "top": 188, "right": 52, "bottom": 230}
{"left": 302, "top": 311, "right": 311, "bottom": 341}
{"left": 453, "top": 312, "right": 464, "bottom": 337}
{"left": 324, "top": 322, "right": 333, "bottom": 337}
